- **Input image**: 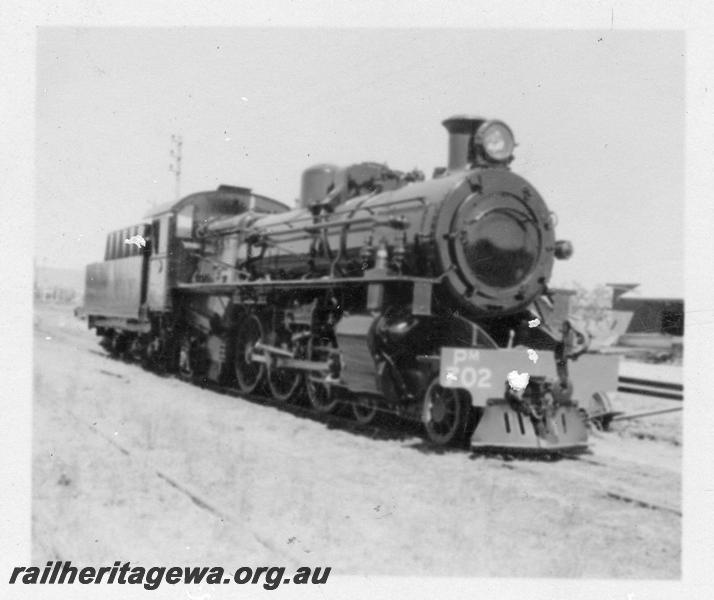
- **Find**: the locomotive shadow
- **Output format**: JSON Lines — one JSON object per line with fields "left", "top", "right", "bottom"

{"left": 404, "top": 440, "right": 585, "bottom": 461}
{"left": 468, "top": 448, "right": 589, "bottom": 462}
{"left": 209, "top": 380, "right": 421, "bottom": 446}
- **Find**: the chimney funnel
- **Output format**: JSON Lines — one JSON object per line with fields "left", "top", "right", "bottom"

{"left": 442, "top": 115, "right": 485, "bottom": 171}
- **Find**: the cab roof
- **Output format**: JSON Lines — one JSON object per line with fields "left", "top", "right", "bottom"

{"left": 144, "top": 185, "right": 289, "bottom": 219}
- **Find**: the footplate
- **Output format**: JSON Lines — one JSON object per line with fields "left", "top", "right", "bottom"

{"left": 471, "top": 401, "right": 587, "bottom": 452}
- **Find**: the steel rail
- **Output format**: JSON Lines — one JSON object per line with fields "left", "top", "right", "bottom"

{"left": 60, "top": 405, "right": 302, "bottom": 566}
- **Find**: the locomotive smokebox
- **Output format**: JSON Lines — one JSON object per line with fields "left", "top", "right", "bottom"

{"left": 442, "top": 115, "right": 485, "bottom": 171}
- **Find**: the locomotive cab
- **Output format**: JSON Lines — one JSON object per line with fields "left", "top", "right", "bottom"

{"left": 144, "top": 186, "right": 290, "bottom": 312}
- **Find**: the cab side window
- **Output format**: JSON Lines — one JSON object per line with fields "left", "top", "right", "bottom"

{"left": 176, "top": 205, "right": 194, "bottom": 239}
{"left": 152, "top": 219, "right": 161, "bottom": 255}
{"left": 150, "top": 218, "right": 170, "bottom": 255}
{"left": 159, "top": 215, "right": 170, "bottom": 254}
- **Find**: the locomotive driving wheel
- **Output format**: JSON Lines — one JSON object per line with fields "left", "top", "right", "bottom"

{"left": 234, "top": 314, "right": 265, "bottom": 394}
{"left": 266, "top": 329, "right": 303, "bottom": 403}
{"left": 306, "top": 336, "right": 339, "bottom": 414}
{"left": 351, "top": 395, "right": 379, "bottom": 425}
{"left": 422, "top": 378, "right": 469, "bottom": 446}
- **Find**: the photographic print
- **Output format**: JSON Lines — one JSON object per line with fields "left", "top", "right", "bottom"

{"left": 11, "top": 12, "right": 703, "bottom": 598}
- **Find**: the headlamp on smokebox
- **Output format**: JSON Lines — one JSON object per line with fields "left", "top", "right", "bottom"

{"left": 477, "top": 120, "right": 515, "bottom": 163}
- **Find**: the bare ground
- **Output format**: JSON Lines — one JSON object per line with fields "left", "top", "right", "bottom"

{"left": 32, "top": 303, "right": 681, "bottom": 578}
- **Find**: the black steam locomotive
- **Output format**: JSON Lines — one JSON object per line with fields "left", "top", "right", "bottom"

{"left": 84, "top": 116, "right": 618, "bottom": 451}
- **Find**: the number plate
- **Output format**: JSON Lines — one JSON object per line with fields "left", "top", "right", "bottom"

{"left": 439, "top": 347, "right": 619, "bottom": 407}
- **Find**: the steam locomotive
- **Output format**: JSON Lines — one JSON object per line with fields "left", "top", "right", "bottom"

{"left": 84, "top": 115, "right": 619, "bottom": 451}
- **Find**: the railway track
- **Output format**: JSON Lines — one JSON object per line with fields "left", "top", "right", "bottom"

{"left": 59, "top": 404, "right": 304, "bottom": 568}
{"left": 33, "top": 309, "right": 681, "bottom": 577}
{"left": 41, "top": 312, "right": 684, "bottom": 448}
{"left": 90, "top": 349, "right": 681, "bottom": 519}
{"left": 518, "top": 452, "right": 681, "bottom": 516}
{"left": 247, "top": 390, "right": 680, "bottom": 516}
{"left": 40, "top": 319, "right": 681, "bottom": 525}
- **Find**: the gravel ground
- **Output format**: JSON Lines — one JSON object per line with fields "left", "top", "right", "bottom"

{"left": 32, "top": 303, "right": 681, "bottom": 578}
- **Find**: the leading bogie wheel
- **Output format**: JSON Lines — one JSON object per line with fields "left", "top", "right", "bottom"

{"left": 306, "top": 375, "right": 339, "bottom": 414}
{"left": 233, "top": 314, "right": 265, "bottom": 394}
{"left": 422, "top": 378, "right": 469, "bottom": 446}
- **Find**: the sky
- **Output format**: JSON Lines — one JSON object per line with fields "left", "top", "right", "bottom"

{"left": 35, "top": 28, "right": 684, "bottom": 290}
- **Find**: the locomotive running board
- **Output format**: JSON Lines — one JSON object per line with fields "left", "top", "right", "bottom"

{"left": 176, "top": 274, "right": 441, "bottom": 294}
{"left": 470, "top": 403, "right": 588, "bottom": 452}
